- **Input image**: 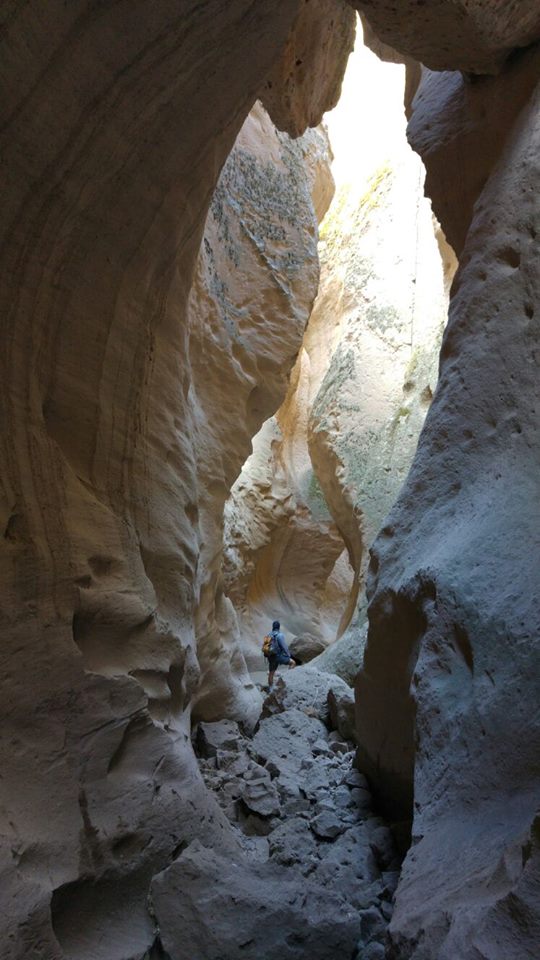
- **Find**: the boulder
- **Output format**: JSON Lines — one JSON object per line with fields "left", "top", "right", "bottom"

{"left": 194, "top": 719, "right": 244, "bottom": 758}
{"left": 241, "top": 778, "right": 281, "bottom": 819}
{"left": 261, "top": 666, "right": 353, "bottom": 726}
{"left": 311, "top": 809, "right": 346, "bottom": 840}
{"left": 289, "top": 633, "right": 327, "bottom": 663}
{"left": 328, "top": 684, "right": 357, "bottom": 743}
{"left": 251, "top": 707, "right": 329, "bottom": 774}
{"left": 312, "top": 622, "right": 367, "bottom": 684}
{"left": 268, "top": 817, "right": 320, "bottom": 869}
{"left": 152, "top": 840, "right": 362, "bottom": 960}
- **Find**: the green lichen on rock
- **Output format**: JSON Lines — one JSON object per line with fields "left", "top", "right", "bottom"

{"left": 210, "top": 127, "right": 319, "bottom": 284}
{"left": 364, "top": 301, "right": 402, "bottom": 336}
{"left": 306, "top": 468, "right": 333, "bottom": 521}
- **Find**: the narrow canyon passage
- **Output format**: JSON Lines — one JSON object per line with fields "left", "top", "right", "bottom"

{"left": 223, "top": 41, "right": 454, "bottom": 685}
{"left": 1, "top": 4, "right": 540, "bottom": 960}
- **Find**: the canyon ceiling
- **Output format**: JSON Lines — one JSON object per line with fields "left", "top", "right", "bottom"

{"left": 1, "top": 2, "right": 539, "bottom": 959}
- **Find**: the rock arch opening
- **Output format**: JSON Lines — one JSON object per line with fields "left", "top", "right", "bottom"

{"left": 222, "top": 36, "right": 456, "bottom": 687}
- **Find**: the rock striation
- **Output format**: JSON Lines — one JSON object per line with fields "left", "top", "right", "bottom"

{"left": 2, "top": 2, "right": 540, "bottom": 959}
{"left": 187, "top": 101, "right": 333, "bottom": 726}
{"left": 0, "top": 5, "right": 349, "bottom": 956}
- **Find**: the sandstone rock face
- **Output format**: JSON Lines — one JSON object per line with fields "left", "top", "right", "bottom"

{"left": 187, "top": 101, "right": 332, "bottom": 726}
{"left": 3, "top": 3, "right": 540, "bottom": 958}
{"left": 307, "top": 48, "right": 455, "bottom": 655}
{"left": 357, "top": 64, "right": 540, "bottom": 960}
{"left": 352, "top": 0, "right": 540, "bottom": 74}
{"left": 225, "top": 45, "right": 453, "bottom": 674}
{"left": 0, "top": 4, "right": 348, "bottom": 955}
{"left": 222, "top": 134, "right": 354, "bottom": 664}
{"left": 261, "top": 0, "right": 356, "bottom": 137}
{"left": 223, "top": 410, "right": 353, "bottom": 664}
{"left": 407, "top": 46, "right": 540, "bottom": 255}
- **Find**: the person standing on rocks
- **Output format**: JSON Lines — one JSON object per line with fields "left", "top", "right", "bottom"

{"left": 267, "top": 620, "right": 297, "bottom": 690}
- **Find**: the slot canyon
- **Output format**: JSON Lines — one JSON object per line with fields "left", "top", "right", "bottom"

{"left": 1, "top": 3, "right": 539, "bottom": 959}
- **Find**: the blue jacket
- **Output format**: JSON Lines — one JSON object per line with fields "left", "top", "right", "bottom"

{"left": 272, "top": 630, "right": 290, "bottom": 659}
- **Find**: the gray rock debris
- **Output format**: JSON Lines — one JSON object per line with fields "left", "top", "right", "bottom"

{"left": 152, "top": 840, "right": 362, "bottom": 960}
{"left": 195, "top": 717, "right": 245, "bottom": 757}
{"left": 188, "top": 667, "right": 400, "bottom": 957}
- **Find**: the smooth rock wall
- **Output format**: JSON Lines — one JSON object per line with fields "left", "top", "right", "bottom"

{"left": 0, "top": 2, "right": 354, "bottom": 956}
{"left": 357, "top": 56, "right": 540, "bottom": 960}
{"left": 190, "top": 103, "right": 334, "bottom": 717}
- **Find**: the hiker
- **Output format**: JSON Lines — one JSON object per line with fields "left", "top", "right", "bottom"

{"left": 265, "top": 620, "right": 297, "bottom": 690}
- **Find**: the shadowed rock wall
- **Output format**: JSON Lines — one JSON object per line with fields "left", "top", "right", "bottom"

{"left": 357, "top": 44, "right": 540, "bottom": 960}
{"left": 1, "top": 1, "right": 540, "bottom": 958}
{"left": 0, "top": 2, "right": 355, "bottom": 956}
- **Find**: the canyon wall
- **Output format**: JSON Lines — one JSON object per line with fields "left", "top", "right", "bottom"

{"left": 1, "top": 2, "right": 540, "bottom": 958}
{"left": 357, "top": 43, "right": 540, "bottom": 959}
{"left": 0, "top": 2, "right": 355, "bottom": 956}
{"left": 190, "top": 104, "right": 334, "bottom": 718}
{"left": 225, "top": 46, "right": 454, "bottom": 678}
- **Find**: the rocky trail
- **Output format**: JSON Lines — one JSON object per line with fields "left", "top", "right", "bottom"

{"left": 185, "top": 667, "right": 400, "bottom": 959}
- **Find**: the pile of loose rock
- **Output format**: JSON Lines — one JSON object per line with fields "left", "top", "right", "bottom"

{"left": 190, "top": 667, "right": 400, "bottom": 959}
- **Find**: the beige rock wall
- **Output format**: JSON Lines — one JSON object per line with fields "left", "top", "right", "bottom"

{"left": 308, "top": 145, "right": 454, "bottom": 649}
{"left": 190, "top": 103, "right": 333, "bottom": 714}
{"left": 0, "top": 2, "right": 355, "bottom": 955}
{"left": 222, "top": 124, "right": 351, "bottom": 663}
{"left": 224, "top": 44, "right": 453, "bottom": 674}
{"left": 2, "top": 1, "right": 540, "bottom": 957}
{"left": 407, "top": 45, "right": 540, "bottom": 255}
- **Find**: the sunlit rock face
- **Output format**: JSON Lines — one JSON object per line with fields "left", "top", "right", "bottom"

{"left": 357, "top": 53, "right": 540, "bottom": 960}
{"left": 308, "top": 138, "right": 454, "bottom": 640}
{"left": 190, "top": 103, "right": 334, "bottom": 718}
{"left": 0, "top": 1, "right": 355, "bottom": 954}
{"left": 224, "top": 400, "right": 353, "bottom": 666}
{"left": 225, "top": 45, "right": 453, "bottom": 674}
{"left": 222, "top": 140, "right": 354, "bottom": 663}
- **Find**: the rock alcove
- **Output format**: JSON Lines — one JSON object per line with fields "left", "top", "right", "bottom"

{"left": 1, "top": 3, "right": 539, "bottom": 959}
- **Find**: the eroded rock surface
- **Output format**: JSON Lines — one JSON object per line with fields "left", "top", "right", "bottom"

{"left": 261, "top": 0, "right": 357, "bottom": 137}
{"left": 352, "top": 0, "right": 540, "bottom": 74}
{"left": 407, "top": 45, "right": 540, "bottom": 255}
{"left": 3, "top": 3, "right": 540, "bottom": 958}
{"left": 188, "top": 101, "right": 333, "bottom": 727}
{"left": 225, "top": 44, "right": 453, "bottom": 675}
{"left": 357, "top": 61, "right": 540, "bottom": 960}
{"left": 0, "top": 6, "right": 344, "bottom": 955}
